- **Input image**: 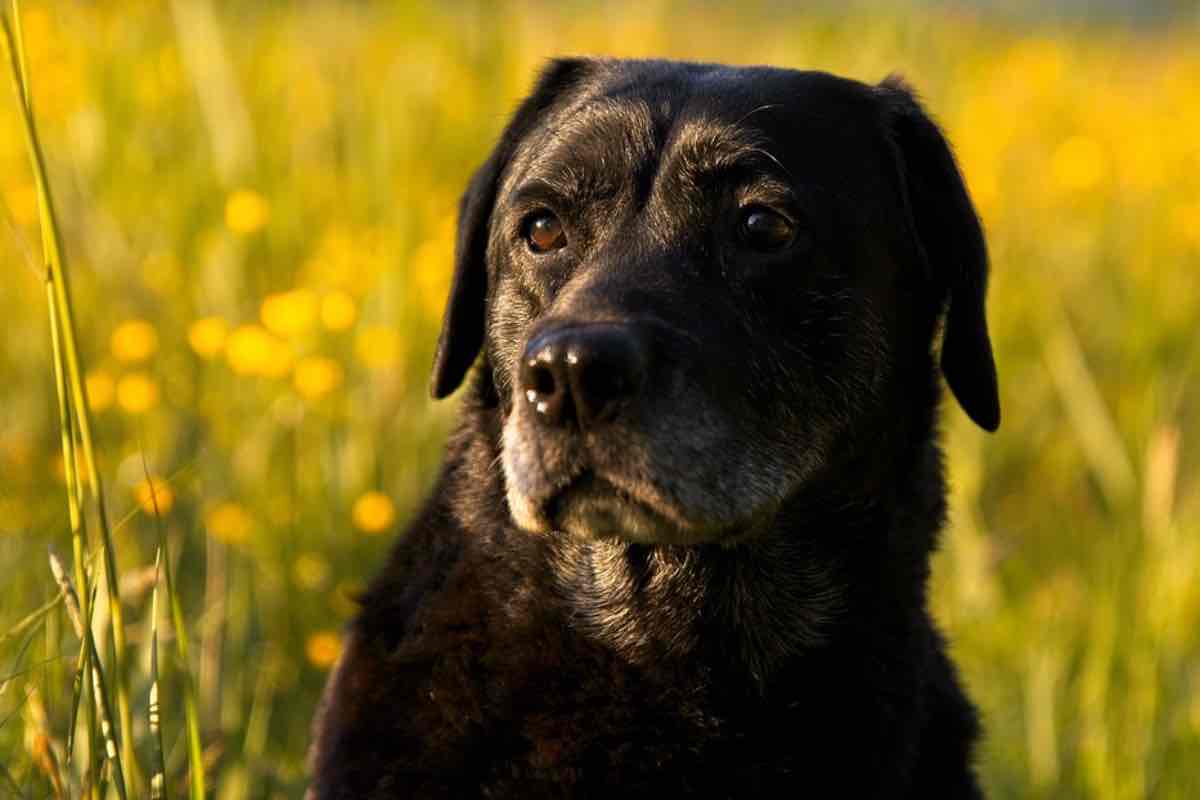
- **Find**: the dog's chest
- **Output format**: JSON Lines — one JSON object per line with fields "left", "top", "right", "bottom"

{"left": 382, "top": 596, "right": 910, "bottom": 796}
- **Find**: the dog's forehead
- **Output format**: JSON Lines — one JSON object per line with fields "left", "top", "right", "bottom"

{"left": 504, "top": 63, "right": 886, "bottom": 194}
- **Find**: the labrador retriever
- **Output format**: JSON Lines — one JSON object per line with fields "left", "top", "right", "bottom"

{"left": 308, "top": 57, "right": 1000, "bottom": 799}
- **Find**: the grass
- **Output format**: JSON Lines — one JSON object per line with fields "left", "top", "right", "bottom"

{"left": 0, "top": 2, "right": 1197, "bottom": 798}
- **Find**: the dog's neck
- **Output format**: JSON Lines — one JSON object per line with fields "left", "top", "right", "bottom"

{"left": 458, "top": 375, "right": 945, "bottom": 686}
{"left": 548, "top": 531, "right": 843, "bottom": 684}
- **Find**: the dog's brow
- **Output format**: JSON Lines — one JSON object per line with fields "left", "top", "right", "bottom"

{"left": 503, "top": 94, "right": 673, "bottom": 209}
{"left": 664, "top": 114, "right": 794, "bottom": 182}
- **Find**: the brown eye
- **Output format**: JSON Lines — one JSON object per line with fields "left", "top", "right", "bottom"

{"left": 525, "top": 211, "right": 567, "bottom": 253}
{"left": 738, "top": 206, "right": 794, "bottom": 252}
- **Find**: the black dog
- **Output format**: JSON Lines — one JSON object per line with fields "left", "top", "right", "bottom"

{"left": 309, "top": 57, "right": 1000, "bottom": 799}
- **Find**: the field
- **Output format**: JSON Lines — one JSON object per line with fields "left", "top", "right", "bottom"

{"left": 0, "top": 1, "right": 1197, "bottom": 797}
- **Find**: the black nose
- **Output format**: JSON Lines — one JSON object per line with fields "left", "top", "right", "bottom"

{"left": 520, "top": 324, "right": 648, "bottom": 429}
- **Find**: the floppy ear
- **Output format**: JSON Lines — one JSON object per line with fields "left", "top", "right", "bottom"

{"left": 878, "top": 75, "right": 1000, "bottom": 432}
{"left": 430, "top": 58, "right": 593, "bottom": 399}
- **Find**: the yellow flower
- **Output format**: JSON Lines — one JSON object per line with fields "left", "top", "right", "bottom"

{"left": 133, "top": 476, "right": 175, "bottom": 515}
{"left": 225, "top": 189, "right": 271, "bottom": 234}
{"left": 117, "top": 373, "right": 160, "bottom": 414}
{"left": 292, "top": 552, "right": 331, "bottom": 590}
{"left": 225, "top": 324, "right": 291, "bottom": 377}
{"left": 354, "top": 326, "right": 402, "bottom": 370}
{"left": 352, "top": 491, "right": 396, "bottom": 534}
{"left": 110, "top": 319, "right": 158, "bottom": 363}
{"left": 320, "top": 291, "right": 357, "bottom": 331}
{"left": 259, "top": 338, "right": 295, "bottom": 378}
{"left": 206, "top": 502, "right": 253, "bottom": 544}
{"left": 85, "top": 369, "right": 116, "bottom": 412}
{"left": 261, "top": 288, "right": 318, "bottom": 337}
{"left": 293, "top": 356, "right": 344, "bottom": 400}
{"left": 305, "top": 631, "right": 342, "bottom": 670}
{"left": 1051, "top": 136, "right": 1109, "bottom": 194}
{"left": 188, "top": 317, "right": 229, "bottom": 359}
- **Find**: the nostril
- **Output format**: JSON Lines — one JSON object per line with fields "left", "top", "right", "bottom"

{"left": 520, "top": 344, "right": 572, "bottom": 426}
{"left": 530, "top": 362, "right": 558, "bottom": 398}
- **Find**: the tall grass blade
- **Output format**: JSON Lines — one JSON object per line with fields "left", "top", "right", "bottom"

{"left": 0, "top": 591, "right": 62, "bottom": 647}
{"left": 25, "top": 689, "right": 66, "bottom": 799}
{"left": 63, "top": 636, "right": 86, "bottom": 772}
{"left": 1, "top": 620, "right": 41, "bottom": 700}
{"left": 149, "top": 550, "right": 167, "bottom": 799}
{"left": 0, "top": 762, "right": 21, "bottom": 796}
{"left": 2, "top": 5, "right": 140, "bottom": 792}
{"left": 1043, "top": 312, "right": 1136, "bottom": 508}
{"left": 145, "top": 473, "right": 205, "bottom": 800}
{"left": 144, "top": 461, "right": 170, "bottom": 800}
{"left": 48, "top": 551, "right": 128, "bottom": 800}
{"left": 46, "top": 266, "right": 101, "bottom": 786}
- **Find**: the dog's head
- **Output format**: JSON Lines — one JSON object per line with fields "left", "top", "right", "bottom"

{"left": 430, "top": 58, "right": 998, "bottom": 545}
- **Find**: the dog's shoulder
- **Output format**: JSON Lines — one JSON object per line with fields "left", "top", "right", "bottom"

{"left": 307, "top": 417, "right": 577, "bottom": 795}
{"left": 306, "top": 520, "right": 475, "bottom": 795}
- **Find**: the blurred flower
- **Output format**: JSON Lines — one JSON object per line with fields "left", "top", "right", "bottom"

{"left": 261, "top": 288, "right": 318, "bottom": 337}
{"left": 110, "top": 319, "right": 158, "bottom": 363}
{"left": 188, "top": 316, "right": 229, "bottom": 359}
{"left": 116, "top": 372, "right": 160, "bottom": 414}
{"left": 320, "top": 290, "right": 358, "bottom": 331}
{"left": 85, "top": 368, "right": 116, "bottom": 411}
{"left": 293, "top": 552, "right": 331, "bottom": 590}
{"left": 354, "top": 326, "right": 402, "bottom": 370}
{"left": 206, "top": 502, "right": 253, "bottom": 544}
{"left": 133, "top": 476, "right": 175, "bottom": 515}
{"left": 352, "top": 491, "right": 396, "bottom": 534}
{"left": 305, "top": 631, "right": 342, "bottom": 670}
{"left": 1051, "top": 136, "right": 1109, "bottom": 193}
{"left": 293, "top": 356, "right": 343, "bottom": 401}
{"left": 225, "top": 189, "right": 271, "bottom": 234}
{"left": 226, "top": 324, "right": 291, "bottom": 377}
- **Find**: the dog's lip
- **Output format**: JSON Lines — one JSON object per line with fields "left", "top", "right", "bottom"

{"left": 544, "top": 469, "right": 698, "bottom": 535}
{"left": 546, "top": 471, "right": 630, "bottom": 518}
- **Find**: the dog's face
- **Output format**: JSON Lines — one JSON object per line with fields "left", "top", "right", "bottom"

{"left": 431, "top": 59, "right": 999, "bottom": 545}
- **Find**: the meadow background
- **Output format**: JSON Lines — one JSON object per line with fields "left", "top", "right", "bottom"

{"left": 0, "top": 1, "right": 1197, "bottom": 797}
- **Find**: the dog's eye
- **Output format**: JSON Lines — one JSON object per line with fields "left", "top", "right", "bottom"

{"left": 524, "top": 211, "right": 567, "bottom": 254}
{"left": 738, "top": 206, "right": 794, "bottom": 252}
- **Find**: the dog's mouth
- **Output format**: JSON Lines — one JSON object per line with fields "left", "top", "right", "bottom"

{"left": 500, "top": 396, "right": 786, "bottom": 545}
{"left": 546, "top": 471, "right": 659, "bottom": 541}
{"left": 530, "top": 469, "right": 739, "bottom": 545}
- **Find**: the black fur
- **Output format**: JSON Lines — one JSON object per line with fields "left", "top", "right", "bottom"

{"left": 309, "top": 58, "right": 998, "bottom": 799}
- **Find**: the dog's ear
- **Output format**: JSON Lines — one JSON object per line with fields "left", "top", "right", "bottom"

{"left": 430, "top": 58, "right": 592, "bottom": 399}
{"left": 877, "top": 75, "right": 1000, "bottom": 432}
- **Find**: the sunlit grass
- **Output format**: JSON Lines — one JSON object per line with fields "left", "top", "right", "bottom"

{"left": 0, "top": 2, "right": 1197, "bottom": 798}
